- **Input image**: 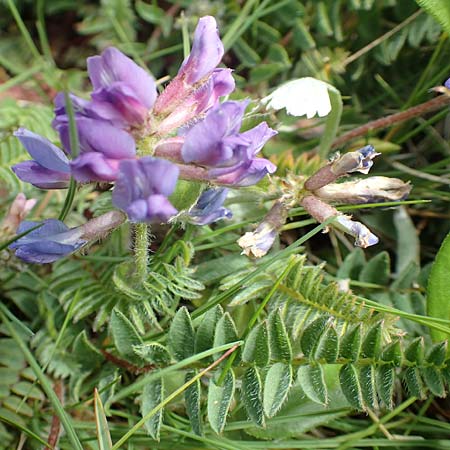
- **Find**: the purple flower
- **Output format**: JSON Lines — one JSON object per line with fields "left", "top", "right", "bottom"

{"left": 9, "top": 219, "right": 86, "bottom": 263}
{"left": 187, "top": 188, "right": 232, "bottom": 225}
{"left": 181, "top": 101, "right": 277, "bottom": 186}
{"left": 178, "top": 16, "right": 224, "bottom": 84}
{"left": 154, "top": 16, "right": 229, "bottom": 117}
{"left": 157, "top": 69, "right": 235, "bottom": 135}
{"left": 11, "top": 128, "right": 71, "bottom": 189}
{"left": 445, "top": 78, "right": 450, "bottom": 89}
{"left": 87, "top": 47, "right": 157, "bottom": 126}
{"left": 112, "top": 157, "right": 179, "bottom": 223}
{"left": 53, "top": 94, "right": 136, "bottom": 183}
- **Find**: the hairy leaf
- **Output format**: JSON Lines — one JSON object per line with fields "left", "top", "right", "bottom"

{"left": 207, "top": 370, "right": 235, "bottom": 434}
{"left": 242, "top": 322, "right": 270, "bottom": 367}
{"left": 263, "top": 363, "right": 292, "bottom": 418}
{"left": 168, "top": 307, "right": 195, "bottom": 361}
{"left": 242, "top": 366, "right": 265, "bottom": 427}
{"left": 142, "top": 377, "right": 164, "bottom": 441}
{"left": 297, "top": 365, "right": 327, "bottom": 405}
{"left": 185, "top": 371, "right": 202, "bottom": 436}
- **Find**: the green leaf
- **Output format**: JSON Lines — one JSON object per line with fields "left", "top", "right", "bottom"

{"left": 381, "top": 341, "right": 403, "bottom": 367}
{"left": 339, "top": 325, "right": 362, "bottom": 361}
{"left": 427, "top": 341, "right": 447, "bottom": 365}
{"left": 142, "top": 377, "right": 164, "bottom": 440}
{"left": 168, "top": 307, "right": 195, "bottom": 361}
{"left": 376, "top": 366, "right": 395, "bottom": 408}
{"left": 337, "top": 248, "right": 365, "bottom": 280}
{"left": 72, "top": 331, "right": 103, "bottom": 371}
{"left": 207, "top": 370, "right": 235, "bottom": 434}
{"left": 297, "top": 365, "right": 327, "bottom": 405}
{"left": 94, "top": 388, "right": 112, "bottom": 450}
{"left": 263, "top": 363, "right": 292, "bottom": 418}
{"left": 242, "top": 366, "right": 265, "bottom": 427}
{"left": 422, "top": 367, "right": 445, "bottom": 397}
{"left": 133, "top": 343, "right": 171, "bottom": 365}
{"left": 110, "top": 309, "right": 143, "bottom": 363}
{"left": 359, "top": 252, "right": 391, "bottom": 285}
{"left": 195, "top": 305, "right": 223, "bottom": 354}
{"left": 361, "top": 321, "right": 383, "bottom": 359}
{"left": 213, "top": 313, "right": 239, "bottom": 363}
{"left": 339, "top": 363, "right": 364, "bottom": 410}
{"left": 268, "top": 310, "right": 292, "bottom": 362}
{"left": 394, "top": 207, "right": 420, "bottom": 275}
{"left": 427, "top": 232, "right": 450, "bottom": 341}
{"left": 185, "top": 371, "right": 202, "bottom": 436}
{"left": 314, "top": 324, "right": 339, "bottom": 363}
{"left": 405, "top": 337, "right": 425, "bottom": 364}
{"left": 242, "top": 321, "right": 270, "bottom": 367}
{"left": 416, "top": 0, "right": 450, "bottom": 35}
{"left": 403, "top": 367, "right": 426, "bottom": 399}
{"left": 293, "top": 19, "right": 316, "bottom": 50}
{"left": 301, "top": 317, "right": 328, "bottom": 358}
{"left": 359, "top": 366, "right": 377, "bottom": 410}
{"left": 169, "top": 180, "right": 203, "bottom": 211}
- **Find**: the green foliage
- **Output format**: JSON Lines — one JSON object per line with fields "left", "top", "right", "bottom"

{"left": 1, "top": 0, "right": 450, "bottom": 448}
{"left": 416, "top": 0, "right": 450, "bottom": 34}
{"left": 427, "top": 232, "right": 450, "bottom": 342}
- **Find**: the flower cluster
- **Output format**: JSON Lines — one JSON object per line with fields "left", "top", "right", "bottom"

{"left": 238, "top": 146, "right": 411, "bottom": 257}
{"left": 10, "top": 16, "right": 277, "bottom": 263}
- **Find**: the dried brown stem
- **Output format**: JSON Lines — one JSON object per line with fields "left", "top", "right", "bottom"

{"left": 44, "top": 380, "right": 64, "bottom": 450}
{"left": 332, "top": 95, "right": 450, "bottom": 149}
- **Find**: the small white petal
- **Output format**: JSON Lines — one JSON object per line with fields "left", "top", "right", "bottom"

{"left": 263, "top": 77, "right": 332, "bottom": 118}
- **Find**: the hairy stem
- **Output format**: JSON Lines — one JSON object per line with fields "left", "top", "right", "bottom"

{"left": 134, "top": 223, "right": 149, "bottom": 279}
{"left": 332, "top": 94, "right": 450, "bottom": 149}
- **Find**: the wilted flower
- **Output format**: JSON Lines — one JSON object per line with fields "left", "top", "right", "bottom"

{"left": 238, "top": 200, "right": 288, "bottom": 258}
{"left": 9, "top": 219, "right": 86, "bottom": 263}
{"left": 304, "top": 145, "right": 380, "bottom": 191}
{"left": 335, "top": 216, "right": 379, "bottom": 248}
{"left": 315, "top": 176, "right": 411, "bottom": 204}
{"left": 331, "top": 145, "right": 380, "bottom": 176}
{"left": 181, "top": 100, "right": 277, "bottom": 186}
{"left": 12, "top": 128, "right": 71, "bottom": 189}
{"left": 262, "top": 77, "right": 332, "bottom": 118}
{"left": 112, "top": 157, "right": 179, "bottom": 223}
{"left": 301, "top": 194, "right": 379, "bottom": 248}
{"left": 1, "top": 193, "right": 36, "bottom": 234}
{"left": 238, "top": 222, "right": 277, "bottom": 258}
{"left": 187, "top": 188, "right": 232, "bottom": 225}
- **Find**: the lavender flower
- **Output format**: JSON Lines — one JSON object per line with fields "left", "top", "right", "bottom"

{"left": 181, "top": 100, "right": 277, "bottom": 186}
{"left": 12, "top": 128, "right": 71, "bottom": 189}
{"left": 87, "top": 47, "right": 157, "bottom": 126}
{"left": 154, "top": 16, "right": 228, "bottom": 116}
{"left": 112, "top": 157, "right": 179, "bottom": 223}
{"left": 445, "top": 78, "right": 450, "bottom": 89}
{"left": 53, "top": 94, "right": 137, "bottom": 182}
{"left": 187, "top": 188, "right": 232, "bottom": 225}
{"left": 9, "top": 219, "right": 86, "bottom": 263}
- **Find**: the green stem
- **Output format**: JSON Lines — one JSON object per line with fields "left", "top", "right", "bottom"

{"left": 134, "top": 223, "right": 149, "bottom": 279}
{"left": 318, "top": 87, "right": 343, "bottom": 159}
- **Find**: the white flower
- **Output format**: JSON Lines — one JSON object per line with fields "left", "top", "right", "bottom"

{"left": 262, "top": 77, "right": 332, "bottom": 118}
